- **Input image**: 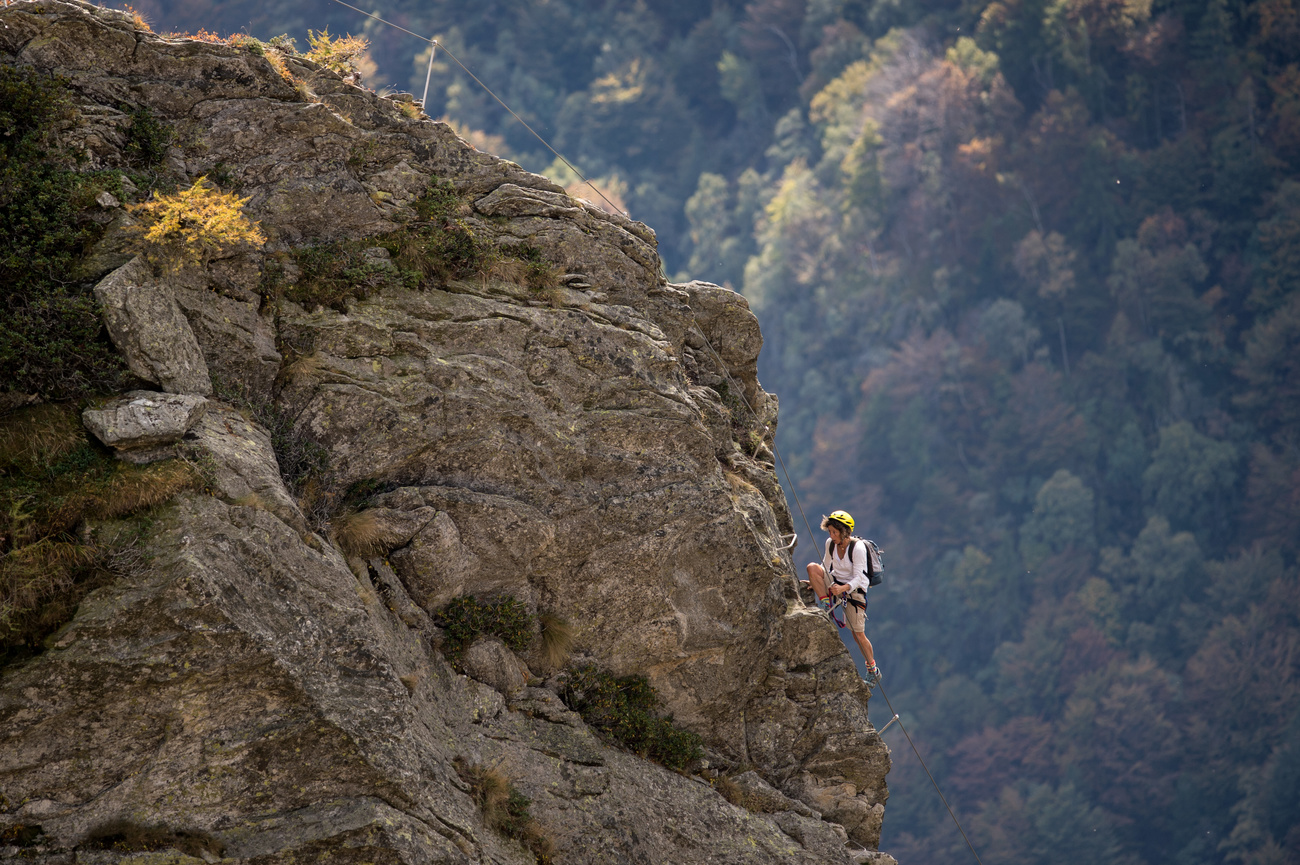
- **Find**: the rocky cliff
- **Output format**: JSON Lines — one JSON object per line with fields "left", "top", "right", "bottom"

{"left": 0, "top": 3, "right": 892, "bottom": 862}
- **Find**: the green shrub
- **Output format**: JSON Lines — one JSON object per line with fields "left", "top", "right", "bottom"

{"left": 558, "top": 664, "right": 704, "bottom": 771}
{"left": 436, "top": 595, "right": 534, "bottom": 661}
{"left": 0, "top": 63, "right": 68, "bottom": 149}
{"left": 123, "top": 104, "right": 174, "bottom": 167}
{"left": 0, "top": 63, "right": 129, "bottom": 400}
{"left": 283, "top": 241, "right": 413, "bottom": 312}
{"left": 395, "top": 180, "right": 488, "bottom": 282}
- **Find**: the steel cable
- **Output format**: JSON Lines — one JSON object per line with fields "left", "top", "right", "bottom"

{"left": 324, "top": 0, "right": 626, "bottom": 217}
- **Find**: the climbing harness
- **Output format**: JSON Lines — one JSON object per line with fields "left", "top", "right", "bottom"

{"left": 818, "top": 586, "right": 866, "bottom": 630}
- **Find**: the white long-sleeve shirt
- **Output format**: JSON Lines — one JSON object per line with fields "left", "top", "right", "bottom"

{"left": 823, "top": 538, "right": 871, "bottom": 594}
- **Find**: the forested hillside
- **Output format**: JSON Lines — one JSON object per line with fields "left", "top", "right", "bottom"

{"left": 126, "top": 1, "right": 1299, "bottom": 863}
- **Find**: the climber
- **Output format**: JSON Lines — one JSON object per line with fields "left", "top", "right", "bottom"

{"left": 806, "top": 510, "right": 882, "bottom": 688}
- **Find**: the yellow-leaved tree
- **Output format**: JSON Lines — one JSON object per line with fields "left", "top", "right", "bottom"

{"left": 128, "top": 178, "right": 266, "bottom": 273}
{"left": 305, "top": 28, "right": 371, "bottom": 78}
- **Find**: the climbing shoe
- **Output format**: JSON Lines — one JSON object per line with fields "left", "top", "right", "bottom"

{"left": 864, "top": 664, "right": 883, "bottom": 688}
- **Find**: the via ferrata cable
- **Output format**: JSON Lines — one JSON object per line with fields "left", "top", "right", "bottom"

{"left": 324, "top": 0, "right": 626, "bottom": 218}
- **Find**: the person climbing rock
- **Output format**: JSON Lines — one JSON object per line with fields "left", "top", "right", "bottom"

{"left": 805, "top": 510, "right": 883, "bottom": 688}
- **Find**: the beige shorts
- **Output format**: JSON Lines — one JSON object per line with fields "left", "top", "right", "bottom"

{"left": 843, "top": 594, "right": 867, "bottom": 633}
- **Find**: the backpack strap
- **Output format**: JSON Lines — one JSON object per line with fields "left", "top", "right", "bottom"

{"left": 859, "top": 537, "right": 874, "bottom": 581}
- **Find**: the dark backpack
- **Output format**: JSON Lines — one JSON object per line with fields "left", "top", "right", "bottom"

{"left": 825, "top": 537, "right": 884, "bottom": 588}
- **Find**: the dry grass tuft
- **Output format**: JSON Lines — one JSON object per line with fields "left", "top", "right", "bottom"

{"left": 162, "top": 28, "right": 227, "bottom": 43}
{"left": 90, "top": 460, "right": 203, "bottom": 520}
{"left": 455, "top": 758, "right": 514, "bottom": 829}
{"left": 714, "top": 775, "right": 777, "bottom": 812}
{"left": 454, "top": 758, "right": 554, "bottom": 863}
{"left": 399, "top": 669, "right": 424, "bottom": 695}
{"left": 120, "top": 4, "right": 152, "bottom": 32}
{"left": 482, "top": 256, "right": 529, "bottom": 287}
{"left": 525, "top": 262, "right": 565, "bottom": 292}
{"left": 0, "top": 403, "right": 84, "bottom": 471}
{"left": 331, "top": 510, "right": 407, "bottom": 560}
{"left": 264, "top": 49, "right": 299, "bottom": 88}
{"left": 538, "top": 611, "right": 575, "bottom": 670}
{"left": 232, "top": 493, "right": 269, "bottom": 511}
{"left": 1, "top": 404, "right": 202, "bottom": 655}
{"left": 1, "top": 539, "right": 94, "bottom": 616}
{"left": 480, "top": 252, "right": 565, "bottom": 300}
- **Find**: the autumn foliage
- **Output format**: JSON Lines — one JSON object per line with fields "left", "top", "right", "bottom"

{"left": 128, "top": 178, "right": 266, "bottom": 272}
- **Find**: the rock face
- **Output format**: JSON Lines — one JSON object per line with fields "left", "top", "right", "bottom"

{"left": 0, "top": 3, "right": 892, "bottom": 863}
{"left": 92, "top": 255, "right": 213, "bottom": 396}
{"left": 81, "top": 391, "right": 208, "bottom": 462}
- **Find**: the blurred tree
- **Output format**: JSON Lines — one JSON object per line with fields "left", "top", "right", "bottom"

{"left": 1142, "top": 420, "right": 1239, "bottom": 540}
{"left": 1239, "top": 443, "right": 1300, "bottom": 557}
{"left": 1248, "top": 181, "right": 1300, "bottom": 316}
{"left": 1020, "top": 469, "right": 1098, "bottom": 568}
{"left": 974, "top": 782, "right": 1124, "bottom": 865}
{"left": 1185, "top": 575, "right": 1300, "bottom": 765}
{"left": 1100, "top": 514, "right": 1202, "bottom": 661}
{"left": 1106, "top": 208, "right": 1211, "bottom": 350}
{"left": 1060, "top": 656, "right": 1183, "bottom": 825}
{"left": 977, "top": 298, "right": 1042, "bottom": 368}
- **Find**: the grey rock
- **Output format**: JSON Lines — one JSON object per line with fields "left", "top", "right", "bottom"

{"left": 93, "top": 256, "right": 213, "bottom": 395}
{"left": 182, "top": 404, "right": 308, "bottom": 534}
{"left": 362, "top": 246, "right": 398, "bottom": 271}
{"left": 774, "top": 810, "right": 852, "bottom": 859}
{"left": 173, "top": 276, "right": 281, "bottom": 404}
{"left": 462, "top": 636, "right": 530, "bottom": 696}
{"left": 74, "top": 207, "right": 140, "bottom": 282}
{"left": 720, "top": 770, "right": 817, "bottom": 817}
{"left": 474, "top": 182, "right": 585, "bottom": 219}
{"left": 508, "top": 685, "right": 584, "bottom": 727}
{"left": 368, "top": 557, "right": 438, "bottom": 632}
{"left": 853, "top": 850, "right": 900, "bottom": 865}
{"left": 81, "top": 391, "right": 207, "bottom": 461}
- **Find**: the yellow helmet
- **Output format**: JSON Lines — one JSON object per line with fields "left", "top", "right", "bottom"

{"left": 822, "top": 510, "right": 855, "bottom": 532}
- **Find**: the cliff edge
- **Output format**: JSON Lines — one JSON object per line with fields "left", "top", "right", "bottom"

{"left": 0, "top": 3, "right": 892, "bottom": 862}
